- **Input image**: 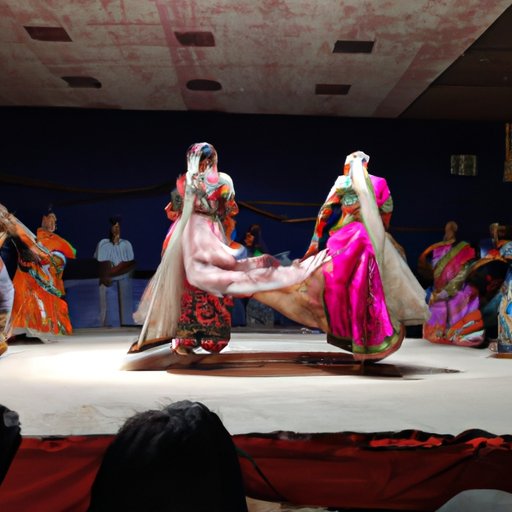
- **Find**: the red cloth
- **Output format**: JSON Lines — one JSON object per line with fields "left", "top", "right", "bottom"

{"left": 0, "top": 436, "right": 113, "bottom": 512}
{"left": 233, "top": 430, "right": 512, "bottom": 511}
{"left": 1, "top": 431, "right": 512, "bottom": 511}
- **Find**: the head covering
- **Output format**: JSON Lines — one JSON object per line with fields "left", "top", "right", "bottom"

{"left": 343, "top": 150, "right": 370, "bottom": 175}
{"left": 186, "top": 142, "right": 218, "bottom": 166}
{"left": 135, "top": 143, "right": 219, "bottom": 344}
{"left": 42, "top": 205, "right": 56, "bottom": 219}
{"left": 185, "top": 142, "right": 219, "bottom": 193}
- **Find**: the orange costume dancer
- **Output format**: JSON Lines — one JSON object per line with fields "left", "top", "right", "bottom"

{"left": 10, "top": 209, "right": 76, "bottom": 339}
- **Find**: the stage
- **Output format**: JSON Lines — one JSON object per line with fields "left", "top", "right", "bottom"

{"left": 1, "top": 328, "right": 510, "bottom": 437}
{"left": 1, "top": 328, "right": 512, "bottom": 511}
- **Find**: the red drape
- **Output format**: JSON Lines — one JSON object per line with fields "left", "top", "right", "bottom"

{"left": 0, "top": 436, "right": 113, "bottom": 512}
{"left": 1, "top": 431, "right": 511, "bottom": 512}
{"left": 234, "top": 430, "right": 512, "bottom": 511}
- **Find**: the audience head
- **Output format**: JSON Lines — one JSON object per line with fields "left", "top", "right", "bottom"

{"left": 88, "top": 400, "right": 248, "bottom": 512}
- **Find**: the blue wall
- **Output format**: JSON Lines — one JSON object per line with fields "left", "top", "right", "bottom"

{"left": 1, "top": 107, "right": 510, "bottom": 273}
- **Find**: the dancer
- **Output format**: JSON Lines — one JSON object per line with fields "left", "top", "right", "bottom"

{"left": 156, "top": 150, "right": 239, "bottom": 354}
{"left": 9, "top": 208, "right": 76, "bottom": 340}
{"left": 123, "top": 148, "right": 427, "bottom": 370}
{"left": 497, "top": 241, "right": 512, "bottom": 354}
{"left": 256, "top": 150, "right": 428, "bottom": 360}
{"left": 0, "top": 204, "right": 54, "bottom": 352}
{"left": 418, "top": 221, "right": 486, "bottom": 346}
{"left": 165, "top": 177, "right": 247, "bottom": 328}
{"left": 124, "top": 142, "right": 328, "bottom": 369}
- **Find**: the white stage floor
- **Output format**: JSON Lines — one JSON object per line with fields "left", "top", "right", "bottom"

{"left": 1, "top": 328, "right": 511, "bottom": 438}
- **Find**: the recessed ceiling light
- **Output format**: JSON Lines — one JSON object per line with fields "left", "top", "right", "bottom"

{"left": 315, "top": 84, "right": 351, "bottom": 95}
{"left": 174, "top": 31, "right": 215, "bottom": 47}
{"left": 24, "top": 26, "right": 72, "bottom": 42}
{"left": 61, "top": 76, "right": 102, "bottom": 88}
{"left": 333, "top": 40, "right": 374, "bottom": 54}
{"left": 186, "top": 79, "right": 222, "bottom": 91}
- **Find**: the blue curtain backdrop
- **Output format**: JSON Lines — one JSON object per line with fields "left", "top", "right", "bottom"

{"left": 1, "top": 107, "right": 508, "bottom": 273}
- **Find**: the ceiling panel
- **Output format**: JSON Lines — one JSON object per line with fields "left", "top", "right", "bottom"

{"left": 0, "top": 0, "right": 511, "bottom": 120}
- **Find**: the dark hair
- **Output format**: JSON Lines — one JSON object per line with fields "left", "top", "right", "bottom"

{"left": 88, "top": 400, "right": 248, "bottom": 512}
{"left": 43, "top": 205, "right": 55, "bottom": 217}
{"left": 108, "top": 215, "right": 122, "bottom": 242}
{"left": 0, "top": 404, "right": 21, "bottom": 486}
{"left": 243, "top": 224, "right": 269, "bottom": 255}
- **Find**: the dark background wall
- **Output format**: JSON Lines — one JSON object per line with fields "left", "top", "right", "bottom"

{"left": 1, "top": 107, "right": 509, "bottom": 274}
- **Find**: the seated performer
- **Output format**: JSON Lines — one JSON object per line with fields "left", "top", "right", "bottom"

{"left": 464, "top": 223, "right": 511, "bottom": 343}
{"left": 418, "top": 221, "right": 487, "bottom": 347}
{"left": 479, "top": 222, "right": 512, "bottom": 259}
{"left": 496, "top": 240, "right": 512, "bottom": 354}
{"left": 9, "top": 208, "right": 76, "bottom": 341}
{"left": 242, "top": 224, "right": 275, "bottom": 327}
{"left": 123, "top": 149, "right": 427, "bottom": 370}
{"left": 467, "top": 223, "right": 511, "bottom": 349}
{"left": 243, "top": 224, "right": 268, "bottom": 257}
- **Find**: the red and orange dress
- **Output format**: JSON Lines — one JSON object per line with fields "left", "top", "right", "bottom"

{"left": 10, "top": 228, "right": 76, "bottom": 336}
{"left": 163, "top": 173, "right": 236, "bottom": 353}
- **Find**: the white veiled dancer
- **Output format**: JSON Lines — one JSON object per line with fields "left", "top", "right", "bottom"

{"left": 250, "top": 151, "right": 429, "bottom": 361}
{"left": 123, "top": 143, "right": 328, "bottom": 370}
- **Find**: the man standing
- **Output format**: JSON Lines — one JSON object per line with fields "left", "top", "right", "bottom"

{"left": 94, "top": 216, "right": 136, "bottom": 327}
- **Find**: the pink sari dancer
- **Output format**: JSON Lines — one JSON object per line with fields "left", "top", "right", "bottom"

{"left": 254, "top": 152, "right": 429, "bottom": 361}
{"left": 323, "top": 220, "right": 394, "bottom": 355}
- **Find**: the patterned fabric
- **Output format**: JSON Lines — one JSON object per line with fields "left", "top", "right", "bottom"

{"left": 129, "top": 143, "right": 328, "bottom": 365}
{"left": 324, "top": 220, "right": 393, "bottom": 348}
{"left": 420, "top": 240, "right": 485, "bottom": 346}
{"left": 134, "top": 144, "right": 241, "bottom": 354}
{"left": 160, "top": 173, "right": 235, "bottom": 352}
{"left": 497, "top": 241, "right": 512, "bottom": 352}
{"left": 127, "top": 149, "right": 427, "bottom": 367}
{"left": 302, "top": 153, "right": 427, "bottom": 360}
{"left": 0, "top": 263, "right": 14, "bottom": 313}
{"left": 304, "top": 161, "right": 393, "bottom": 259}
{"left": 10, "top": 228, "right": 76, "bottom": 336}
{"left": 176, "top": 279, "right": 233, "bottom": 352}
